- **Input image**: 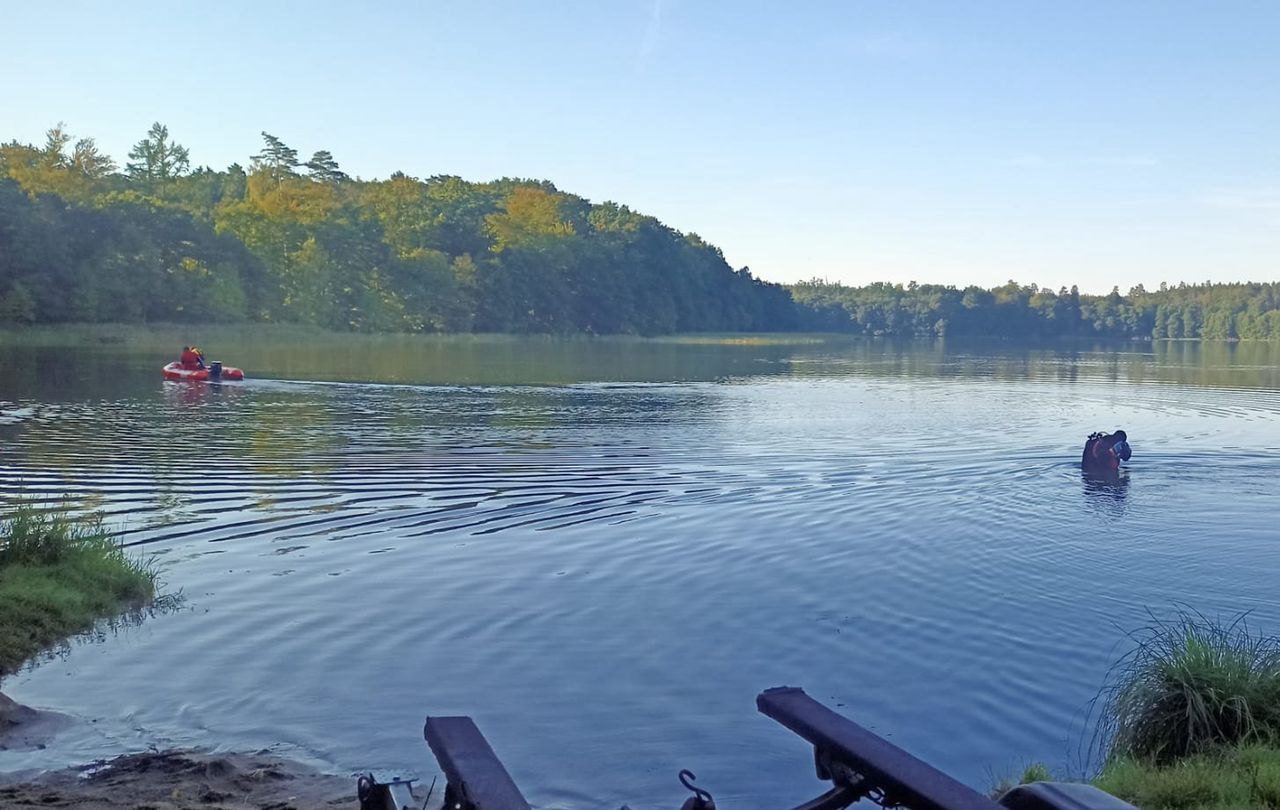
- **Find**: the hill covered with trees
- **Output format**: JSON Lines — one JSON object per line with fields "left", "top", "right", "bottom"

{"left": 2, "top": 123, "right": 1278, "bottom": 340}
{"left": 1, "top": 123, "right": 794, "bottom": 334}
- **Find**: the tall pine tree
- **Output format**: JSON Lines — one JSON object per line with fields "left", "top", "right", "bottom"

{"left": 304, "top": 150, "right": 348, "bottom": 183}
{"left": 253, "top": 132, "right": 299, "bottom": 183}
{"left": 126, "top": 122, "right": 190, "bottom": 181}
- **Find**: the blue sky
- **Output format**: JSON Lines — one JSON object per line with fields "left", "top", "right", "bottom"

{"left": 4, "top": 1, "right": 1277, "bottom": 292}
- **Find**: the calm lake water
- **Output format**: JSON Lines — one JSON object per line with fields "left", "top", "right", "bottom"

{"left": 2, "top": 331, "right": 1279, "bottom": 807}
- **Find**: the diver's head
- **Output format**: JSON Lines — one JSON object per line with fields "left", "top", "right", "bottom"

{"left": 1112, "top": 430, "right": 1132, "bottom": 461}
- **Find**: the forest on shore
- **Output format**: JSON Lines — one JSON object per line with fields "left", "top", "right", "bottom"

{"left": 3, "top": 123, "right": 1278, "bottom": 339}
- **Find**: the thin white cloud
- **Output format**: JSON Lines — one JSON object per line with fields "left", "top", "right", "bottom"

{"left": 1000, "top": 154, "right": 1050, "bottom": 167}
{"left": 1086, "top": 155, "right": 1162, "bottom": 167}
{"left": 844, "top": 32, "right": 932, "bottom": 59}
{"left": 998, "top": 154, "right": 1161, "bottom": 168}
{"left": 1202, "top": 187, "right": 1280, "bottom": 210}
{"left": 635, "top": 0, "right": 664, "bottom": 74}
{"left": 928, "top": 221, "right": 980, "bottom": 235}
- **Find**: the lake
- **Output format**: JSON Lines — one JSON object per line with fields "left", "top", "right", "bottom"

{"left": 2, "top": 330, "right": 1279, "bottom": 808}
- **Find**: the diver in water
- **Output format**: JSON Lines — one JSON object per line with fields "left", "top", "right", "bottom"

{"left": 1082, "top": 430, "right": 1131, "bottom": 471}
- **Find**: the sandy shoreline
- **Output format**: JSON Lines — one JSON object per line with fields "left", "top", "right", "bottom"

{"left": 0, "top": 748, "right": 358, "bottom": 809}
{"left": 1, "top": 693, "right": 360, "bottom": 809}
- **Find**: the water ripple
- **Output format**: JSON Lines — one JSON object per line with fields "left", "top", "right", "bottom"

{"left": 2, "top": 350, "right": 1279, "bottom": 807}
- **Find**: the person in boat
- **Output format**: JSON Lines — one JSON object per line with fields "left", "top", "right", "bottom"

{"left": 1082, "top": 430, "right": 1131, "bottom": 471}
{"left": 179, "top": 346, "right": 206, "bottom": 370}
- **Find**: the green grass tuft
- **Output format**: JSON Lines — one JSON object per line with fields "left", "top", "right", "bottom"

{"left": 0, "top": 501, "right": 157, "bottom": 676}
{"left": 1096, "top": 609, "right": 1280, "bottom": 764}
{"left": 1021, "top": 763, "right": 1052, "bottom": 784}
{"left": 1094, "top": 745, "right": 1280, "bottom": 810}
{"left": 989, "top": 762, "right": 1054, "bottom": 798}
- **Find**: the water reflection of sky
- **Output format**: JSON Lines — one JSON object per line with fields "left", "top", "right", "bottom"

{"left": 1, "top": 336, "right": 1279, "bottom": 807}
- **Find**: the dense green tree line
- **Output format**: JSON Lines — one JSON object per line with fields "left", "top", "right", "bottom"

{"left": 1, "top": 124, "right": 794, "bottom": 333}
{"left": 2, "top": 123, "right": 1278, "bottom": 339}
{"left": 792, "top": 280, "right": 1280, "bottom": 340}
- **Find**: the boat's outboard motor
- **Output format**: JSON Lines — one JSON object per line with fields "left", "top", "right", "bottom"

{"left": 209, "top": 360, "right": 223, "bottom": 381}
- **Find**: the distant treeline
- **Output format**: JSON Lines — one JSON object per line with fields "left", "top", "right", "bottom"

{"left": 792, "top": 280, "right": 1280, "bottom": 340}
{"left": 2, "top": 123, "right": 1278, "bottom": 339}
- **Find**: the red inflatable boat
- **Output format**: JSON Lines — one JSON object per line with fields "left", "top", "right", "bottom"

{"left": 162, "top": 361, "right": 245, "bottom": 382}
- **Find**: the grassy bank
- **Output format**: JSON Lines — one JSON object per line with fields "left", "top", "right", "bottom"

{"left": 999, "top": 611, "right": 1280, "bottom": 808}
{"left": 1098, "top": 610, "right": 1280, "bottom": 765}
{"left": 1002, "top": 748, "right": 1280, "bottom": 809}
{"left": 1095, "top": 745, "right": 1280, "bottom": 809}
{"left": 1092, "top": 611, "right": 1280, "bottom": 808}
{"left": 0, "top": 502, "right": 156, "bottom": 677}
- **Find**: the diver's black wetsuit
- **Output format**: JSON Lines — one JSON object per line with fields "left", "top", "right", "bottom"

{"left": 1082, "top": 431, "right": 1130, "bottom": 471}
{"left": 1081, "top": 436, "right": 1102, "bottom": 468}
